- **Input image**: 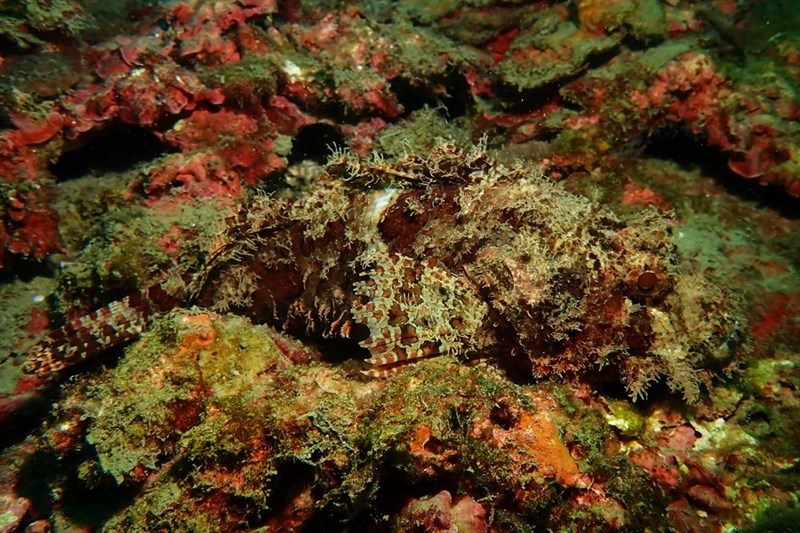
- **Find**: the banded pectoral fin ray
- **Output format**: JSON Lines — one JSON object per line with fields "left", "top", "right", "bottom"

{"left": 351, "top": 253, "right": 487, "bottom": 376}
{"left": 360, "top": 327, "right": 444, "bottom": 377}
{"left": 22, "top": 286, "right": 181, "bottom": 375}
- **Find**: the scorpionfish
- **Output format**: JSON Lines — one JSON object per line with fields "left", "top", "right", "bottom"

{"left": 22, "top": 142, "right": 743, "bottom": 401}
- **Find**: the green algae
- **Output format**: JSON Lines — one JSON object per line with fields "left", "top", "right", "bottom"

{"left": 372, "top": 107, "right": 471, "bottom": 159}
{"left": 54, "top": 197, "right": 226, "bottom": 312}
{"left": 0, "top": 275, "right": 55, "bottom": 369}
{"left": 198, "top": 52, "right": 282, "bottom": 107}
{"left": 82, "top": 312, "right": 292, "bottom": 485}
{"left": 45, "top": 308, "right": 673, "bottom": 529}
{"left": 742, "top": 503, "right": 800, "bottom": 533}
{"left": 605, "top": 399, "right": 646, "bottom": 438}
{"left": 103, "top": 481, "right": 219, "bottom": 533}
{"left": 0, "top": 0, "right": 91, "bottom": 49}
{"left": 676, "top": 211, "right": 798, "bottom": 296}
{"left": 497, "top": 16, "right": 619, "bottom": 91}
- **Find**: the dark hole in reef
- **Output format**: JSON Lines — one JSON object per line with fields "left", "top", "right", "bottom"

{"left": 315, "top": 336, "right": 371, "bottom": 364}
{"left": 0, "top": 392, "right": 49, "bottom": 449}
{"left": 391, "top": 68, "right": 471, "bottom": 118}
{"left": 51, "top": 123, "right": 167, "bottom": 181}
{"left": 716, "top": 167, "right": 800, "bottom": 220}
{"left": 14, "top": 450, "right": 59, "bottom": 519}
{"left": 261, "top": 458, "right": 317, "bottom": 521}
{"left": 361, "top": 454, "right": 456, "bottom": 530}
{"left": 16, "top": 449, "right": 136, "bottom": 528}
{"left": 493, "top": 81, "right": 564, "bottom": 115}
{"left": 642, "top": 126, "right": 727, "bottom": 171}
{"left": 643, "top": 126, "right": 800, "bottom": 218}
{"left": 489, "top": 401, "right": 519, "bottom": 430}
{"left": 494, "top": 45, "right": 618, "bottom": 116}
{"left": 594, "top": 371, "right": 688, "bottom": 406}
{"left": 0, "top": 256, "right": 53, "bottom": 281}
{"left": 59, "top": 482, "right": 139, "bottom": 529}
{"left": 743, "top": 411, "right": 772, "bottom": 433}
{"left": 595, "top": 379, "right": 638, "bottom": 403}
{"left": 288, "top": 123, "right": 345, "bottom": 165}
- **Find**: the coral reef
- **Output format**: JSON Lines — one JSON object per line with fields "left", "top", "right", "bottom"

{"left": 0, "top": 0, "right": 798, "bottom": 266}
{"left": 23, "top": 311, "right": 677, "bottom": 530}
{"left": 7, "top": 305, "right": 794, "bottom": 531}
{"left": 0, "top": 0, "right": 798, "bottom": 531}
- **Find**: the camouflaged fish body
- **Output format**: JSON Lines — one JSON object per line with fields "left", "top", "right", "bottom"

{"left": 23, "top": 144, "right": 741, "bottom": 400}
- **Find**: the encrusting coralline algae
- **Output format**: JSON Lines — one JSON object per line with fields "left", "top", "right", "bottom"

{"left": 24, "top": 141, "right": 745, "bottom": 402}
{"left": 2, "top": 1, "right": 798, "bottom": 530}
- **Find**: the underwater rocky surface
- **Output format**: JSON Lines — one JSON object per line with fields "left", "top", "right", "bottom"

{"left": 0, "top": 0, "right": 799, "bottom": 531}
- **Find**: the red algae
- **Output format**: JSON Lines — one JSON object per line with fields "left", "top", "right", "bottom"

{"left": 0, "top": 1, "right": 798, "bottom": 531}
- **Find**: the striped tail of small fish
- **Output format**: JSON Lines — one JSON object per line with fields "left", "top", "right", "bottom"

{"left": 22, "top": 286, "right": 180, "bottom": 375}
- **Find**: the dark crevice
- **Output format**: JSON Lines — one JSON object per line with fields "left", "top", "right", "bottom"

{"left": 620, "top": 32, "right": 664, "bottom": 53}
{"left": 0, "top": 256, "right": 57, "bottom": 283}
{"left": 16, "top": 448, "right": 137, "bottom": 527}
{"left": 0, "top": 393, "right": 49, "bottom": 449}
{"left": 51, "top": 123, "right": 168, "bottom": 181}
{"left": 315, "top": 336, "right": 371, "bottom": 365}
{"left": 718, "top": 175, "right": 800, "bottom": 220}
{"left": 643, "top": 126, "right": 800, "bottom": 218}
{"left": 558, "top": 96, "right": 584, "bottom": 113}
{"left": 493, "top": 81, "right": 564, "bottom": 115}
{"left": 356, "top": 458, "right": 453, "bottom": 531}
{"left": 493, "top": 45, "right": 619, "bottom": 115}
{"left": 391, "top": 69, "right": 472, "bottom": 119}
{"left": 592, "top": 369, "right": 687, "bottom": 406}
{"left": 642, "top": 126, "right": 726, "bottom": 171}
{"left": 288, "top": 123, "right": 346, "bottom": 164}
{"left": 256, "top": 458, "right": 317, "bottom": 527}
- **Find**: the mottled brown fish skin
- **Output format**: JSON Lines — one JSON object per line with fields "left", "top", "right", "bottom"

{"left": 22, "top": 143, "right": 743, "bottom": 401}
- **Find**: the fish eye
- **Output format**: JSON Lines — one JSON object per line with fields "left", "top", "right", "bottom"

{"left": 637, "top": 271, "right": 659, "bottom": 293}
{"left": 628, "top": 266, "right": 666, "bottom": 299}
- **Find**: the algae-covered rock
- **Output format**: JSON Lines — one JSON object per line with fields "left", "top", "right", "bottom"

{"left": 79, "top": 311, "right": 312, "bottom": 485}
{"left": 497, "top": 11, "right": 619, "bottom": 91}
{"left": 45, "top": 310, "right": 676, "bottom": 531}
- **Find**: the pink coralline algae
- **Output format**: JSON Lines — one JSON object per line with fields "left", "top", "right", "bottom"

{"left": 1, "top": 1, "right": 799, "bottom": 532}
{"left": 646, "top": 52, "right": 798, "bottom": 193}
{"left": 556, "top": 48, "right": 800, "bottom": 195}
{"left": 0, "top": 0, "right": 286, "bottom": 267}
{"left": 0, "top": 0, "right": 797, "bottom": 271}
